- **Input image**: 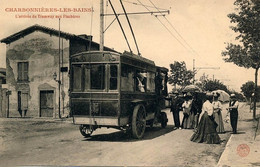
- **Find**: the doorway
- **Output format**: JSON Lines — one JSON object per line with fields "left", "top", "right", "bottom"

{"left": 40, "top": 90, "right": 54, "bottom": 117}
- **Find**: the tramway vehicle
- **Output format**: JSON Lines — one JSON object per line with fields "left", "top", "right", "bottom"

{"left": 70, "top": 50, "right": 169, "bottom": 139}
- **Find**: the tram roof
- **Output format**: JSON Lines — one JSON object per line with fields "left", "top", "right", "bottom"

{"left": 121, "top": 51, "right": 155, "bottom": 66}
{"left": 71, "top": 50, "right": 155, "bottom": 66}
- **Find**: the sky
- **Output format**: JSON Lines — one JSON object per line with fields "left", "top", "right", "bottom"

{"left": 0, "top": 0, "right": 258, "bottom": 92}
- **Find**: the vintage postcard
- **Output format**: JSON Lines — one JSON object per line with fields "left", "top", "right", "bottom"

{"left": 0, "top": 0, "right": 259, "bottom": 166}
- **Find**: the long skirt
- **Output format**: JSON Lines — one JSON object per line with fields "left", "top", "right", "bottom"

{"left": 189, "top": 112, "right": 195, "bottom": 129}
{"left": 213, "top": 111, "right": 225, "bottom": 133}
{"left": 182, "top": 113, "right": 192, "bottom": 129}
{"left": 190, "top": 112, "right": 220, "bottom": 144}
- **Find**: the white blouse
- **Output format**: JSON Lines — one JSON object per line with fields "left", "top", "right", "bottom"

{"left": 212, "top": 100, "right": 222, "bottom": 112}
{"left": 202, "top": 100, "right": 214, "bottom": 116}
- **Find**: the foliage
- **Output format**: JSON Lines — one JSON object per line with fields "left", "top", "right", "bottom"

{"left": 241, "top": 81, "right": 255, "bottom": 98}
{"left": 168, "top": 61, "right": 195, "bottom": 88}
{"left": 241, "top": 81, "right": 260, "bottom": 100}
{"left": 197, "top": 79, "right": 229, "bottom": 92}
{"left": 222, "top": 0, "right": 260, "bottom": 70}
{"left": 222, "top": 0, "right": 260, "bottom": 119}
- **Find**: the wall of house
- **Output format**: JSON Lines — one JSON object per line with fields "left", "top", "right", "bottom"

{"left": 0, "top": 88, "right": 8, "bottom": 118}
{"left": 70, "top": 38, "right": 99, "bottom": 55}
{"left": 6, "top": 31, "right": 70, "bottom": 118}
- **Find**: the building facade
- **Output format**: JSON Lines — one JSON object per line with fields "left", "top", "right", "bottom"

{"left": 1, "top": 24, "right": 113, "bottom": 118}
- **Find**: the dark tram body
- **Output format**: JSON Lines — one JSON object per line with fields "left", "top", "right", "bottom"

{"left": 70, "top": 51, "right": 168, "bottom": 139}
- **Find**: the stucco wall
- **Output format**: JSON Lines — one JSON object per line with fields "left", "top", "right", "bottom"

{"left": 6, "top": 31, "right": 70, "bottom": 118}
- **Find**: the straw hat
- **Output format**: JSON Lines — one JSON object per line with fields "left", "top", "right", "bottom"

{"left": 230, "top": 94, "right": 236, "bottom": 98}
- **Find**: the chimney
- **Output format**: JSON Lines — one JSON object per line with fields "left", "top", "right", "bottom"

{"left": 78, "top": 34, "right": 93, "bottom": 41}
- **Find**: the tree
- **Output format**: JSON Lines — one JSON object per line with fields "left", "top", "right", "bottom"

{"left": 222, "top": 0, "right": 260, "bottom": 119}
{"left": 241, "top": 81, "right": 255, "bottom": 100}
{"left": 200, "top": 79, "right": 229, "bottom": 92}
{"left": 168, "top": 61, "right": 195, "bottom": 89}
{"left": 241, "top": 81, "right": 260, "bottom": 101}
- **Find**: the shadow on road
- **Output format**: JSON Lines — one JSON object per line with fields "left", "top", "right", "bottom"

{"left": 83, "top": 125, "right": 175, "bottom": 142}
{"left": 223, "top": 130, "right": 246, "bottom": 135}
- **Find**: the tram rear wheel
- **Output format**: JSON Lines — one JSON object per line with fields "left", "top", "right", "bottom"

{"left": 131, "top": 104, "right": 146, "bottom": 139}
{"left": 79, "top": 125, "right": 94, "bottom": 137}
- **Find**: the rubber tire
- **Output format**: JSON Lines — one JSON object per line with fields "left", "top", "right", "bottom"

{"left": 161, "top": 112, "right": 168, "bottom": 128}
{"left": 79, "top": 125, "right": 93, "bottom": 137}
{"left": 131, "top": 104, "right": 146, "bottom": 139}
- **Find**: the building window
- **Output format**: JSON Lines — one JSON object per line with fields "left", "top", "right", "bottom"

{"left": 18, "top": 62, "right": 29, "bottom": 81}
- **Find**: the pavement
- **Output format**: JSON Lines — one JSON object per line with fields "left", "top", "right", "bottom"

{"left": 217, "top": 104, "right": 260, "bottom": 167}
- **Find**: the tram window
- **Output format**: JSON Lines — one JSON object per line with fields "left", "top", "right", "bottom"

{"left": 136, "top": 71, "right": 147, "bottom": 92}
{"left": 110, "top": 65, "right": 118, "bottom": 90}
{"left": 73, "top": 65, "right": 82, "bottom": 91}
{"left": 90, "top": 64, "right": 105, "bottom": 90}
{"left": 155, "top": 71, "right": 168, "bottom": 96}
{"left": 147, "top": 72, "right": 155, "bottom": 92}
{"left": 83, "top": 65, "right": 90, "bottom": 91}
{"left": 121, "top": 64, "right": 134, "bottom": 91}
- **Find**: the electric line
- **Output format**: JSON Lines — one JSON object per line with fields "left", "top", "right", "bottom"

{"left": 148, "top": 0, "right": 200, "bottom": 57}
{"left": 122, "top": 0, "right": 167, "bottom": 11}
{"left": 108, "top": 0, "right": 132, "bottom": 53}
{"left": 120, "top": 0, "right": 141, "bottom": 55}
{"left": 137, "top": 0, "right": 191, "bottom": 54}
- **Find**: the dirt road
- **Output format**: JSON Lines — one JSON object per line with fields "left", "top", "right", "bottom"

{"left": 0, "top": 109, "right": 231, "bottom": 167}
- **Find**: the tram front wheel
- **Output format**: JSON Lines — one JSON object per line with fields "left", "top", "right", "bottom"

{"left": 79, "top": 125, "right": 94, "bottom": 137}
{"left": 131, "top": 104, "right": 146, "bottom": 139}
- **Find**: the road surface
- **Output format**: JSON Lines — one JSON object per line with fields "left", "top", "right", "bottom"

{"left": 0, "top": 109, "right": 231, "bottom": 166}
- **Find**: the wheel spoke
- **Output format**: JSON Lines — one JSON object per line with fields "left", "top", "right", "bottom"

{"left": 132, "top": 105, "right": 146, "bottom": 138}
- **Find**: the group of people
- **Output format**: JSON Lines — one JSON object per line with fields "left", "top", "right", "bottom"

{"left": 170, "top": 91, "right": 239, "bottom": 144}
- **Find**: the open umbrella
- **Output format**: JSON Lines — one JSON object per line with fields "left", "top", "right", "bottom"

{"left": 212, "top": 90, "right": 230, "bottom": 102}
{"left": 182, "top": 85, "right": 202, "bottom": 93}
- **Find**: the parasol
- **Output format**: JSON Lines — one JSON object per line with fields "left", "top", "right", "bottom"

{"left": 212, "top": 89, "right": 230, "bottom": 102}
{"left": 182, "top": 85, "right": 202, "bottom": 93}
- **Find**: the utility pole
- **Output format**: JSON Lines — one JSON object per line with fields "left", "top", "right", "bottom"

{"left": 193, "top": 59, "right": 220, "bottom": 84}
{"left": 103, "top": 2, "right": 169, "bottom": 55}
{"left": 58, "top": 18, "right": 61, "bottom": 119}
{"left": 100, "top": 0, "right": 104, "bottom": 51}
{"left": 193, "top": 59, "right": 195, "bottom": 84}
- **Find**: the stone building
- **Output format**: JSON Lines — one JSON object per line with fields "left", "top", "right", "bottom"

{"left": 1, "top": 24, "right": 113, "bottom": 118}
{"left": 0, "top": 68, "right": 7, "bottom": 117}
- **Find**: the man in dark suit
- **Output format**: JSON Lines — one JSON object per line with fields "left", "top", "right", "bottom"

{"left": 170, "top": 91, "right": 184, "bottom": 129}
{"left": 227, "top": 94, "right": 239, "bottom": 134}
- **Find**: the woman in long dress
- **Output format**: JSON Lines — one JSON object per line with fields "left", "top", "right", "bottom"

{"left": 181, "top": 94, "right": 192, "bottom": 129}
{"left": 190, "top": 93, "right": 220, "bottom": 144}
{"left": 212, "top": 93, "right": 225, "bottom": 133}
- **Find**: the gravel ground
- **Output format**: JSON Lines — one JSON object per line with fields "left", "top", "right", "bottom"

{"left": 0, "top": 108, "right": 233, "bottom": 167}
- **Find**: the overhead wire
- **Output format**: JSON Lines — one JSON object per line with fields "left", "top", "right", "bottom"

{"left": 148, "top": 0, "right": 200, "bottom": 57}
{"left": 108, "top": 0, "right": 132, "bottom": 53}
{"left": 119, "top": 0, "right": 141, "bottom": 55}
{"left": 122, "top": 0, "right": 167, "bottom": 11}
{"left": 136, "top": 0, "right": 191, "bottom": 54}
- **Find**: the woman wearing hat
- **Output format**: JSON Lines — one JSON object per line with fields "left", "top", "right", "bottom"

{"left": 190, "top": 92, "right": 220, "bottom": 144}
{"left": 227, "top": 94, "right": 239, "bottom": 134}
{"left": 181, "top": 92, "right": 193, "bottom": 129}
{"left": 213, "top": 93, "right": 225, "bottom": 133}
